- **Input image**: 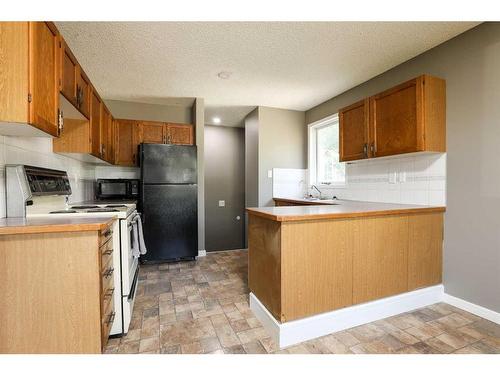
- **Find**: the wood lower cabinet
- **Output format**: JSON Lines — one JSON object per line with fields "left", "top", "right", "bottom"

{"left": 248, "top": 211, "right": 444, "bottom": 323}
{"left": 339, "top": 99, "right": 369, "bottom": 161}
{"left": 353, "top": 216, "right": 409, "bottom": 305}
{"left": 0, "top": 22, "right": 60, "bottom": 137}
{"left": 114, "top": 119, "right": 141, "bottom": 166}
{"left": 0, "top": 221, "right": 116, "bottom": 353}
{"left": 339, "top": 74, "right": 446, "bottom": 162}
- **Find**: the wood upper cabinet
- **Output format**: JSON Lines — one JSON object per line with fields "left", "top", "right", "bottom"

{"left": 141, "top": 121, "right": 166, "bottom": 144}
{"left": 166, "top": 123, "right": 194, "bottom": 145}
{"left": 101, "top": 106, "right": 114, "bottom": 164}
{"left": 76, "top": 68, "right": 91, "bottom": 119}
{"left": 29, "top": 22, "right": 60, "bottom": 137}
{"left": 114, "top": 119, "right": 141, "bottom": 166}
{"left": 90, "top": 90, "right": 102, "bottom": 158}
{"left": 59, "top": 37, "right": 90, "bottom": 119}
{"left": 338, "top": 75, "right": 446, "bottom": 161}
{"left": 59, "top": 38, "right": 78, "bottom": 106}
{"left": 0, "top": 22, "right": 60, "bottom": 137}
{"left": 339, "top": 99, "right": 369, "bottom": 161}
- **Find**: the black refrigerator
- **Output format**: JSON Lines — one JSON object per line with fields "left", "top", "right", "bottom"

{"left": 139, "top": 143, "right": 198, "bottom": 262}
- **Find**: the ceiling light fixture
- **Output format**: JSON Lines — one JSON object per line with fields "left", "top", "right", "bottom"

{"left": 212, "top": 117, "right": 221, "bottom": 124}
{"left": 217, "top": 71, "right": 232, "bottom": 79}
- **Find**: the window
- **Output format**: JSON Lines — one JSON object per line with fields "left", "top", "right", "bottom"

{"left": 308, "top": 114, "right": 345, "bottom": 186}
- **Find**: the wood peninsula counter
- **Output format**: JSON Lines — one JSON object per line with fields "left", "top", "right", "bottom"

{"left": 247, "top": 200, "right": 445, "bottom": 323}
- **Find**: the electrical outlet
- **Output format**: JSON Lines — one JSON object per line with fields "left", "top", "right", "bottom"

{"left": 218, "top": 200, "right": 225, "bottom": 207}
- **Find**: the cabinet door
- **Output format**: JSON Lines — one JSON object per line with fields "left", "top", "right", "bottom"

{"left": 141, "top": 121, "right": 166, "bottom": 144}
{"left": 59, "top": 38, "right": 78, "bottom": 106}
{"left": 166, "top": 123, "right": 194, "bottom": 145}
{"left": 339, "top": 99, "right": 369, "bottom": 161}
{"left": 76, "top": 68, "right": 91, "bottom": 119}
{"left": 115, "top": 119, "right": 140, "bottom": 166}
{"left": 353, "top": 216, "right": 409, "bottom": 305}
{"left": 90, "top": 90, "right": 102, "bottom": 157}
{"left": 100, "top": 105, "right": 110, "bottom": 162}
{"left": 369, "top": 77, "right": 424, "bottom": 157}
{"left": 106, "top": 113, "right": 115, "bottom": 164}
{"left": 28, "top": 22, "right": 59, "bottom": 137}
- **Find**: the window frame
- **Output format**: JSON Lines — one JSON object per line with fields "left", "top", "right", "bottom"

{"left": 307, "top": 113, "right": 346, "bottom": 188}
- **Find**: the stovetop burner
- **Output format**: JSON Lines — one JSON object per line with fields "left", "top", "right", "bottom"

{"left": 105, "top": 204, "right": 127, "bottom": 208}
{"left": 71, "top": 205, "right": 99, "bottom": 209}
{"left": 86, "top": 208, "right": 119, "bottom": 213}
{"left": 49, "top": 210, "right": 78, "bottom": 214}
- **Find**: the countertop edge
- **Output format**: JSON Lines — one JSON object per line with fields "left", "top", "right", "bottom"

{"left": 247, "top": 206, "right": 446, "bottom": 222}
{"left": 0, "top": 217, "right": 116, "bottom": 235}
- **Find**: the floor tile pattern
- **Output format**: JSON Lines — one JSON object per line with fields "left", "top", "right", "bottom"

{"left": 106, "top": 250, "right": 500, "bottom": 354}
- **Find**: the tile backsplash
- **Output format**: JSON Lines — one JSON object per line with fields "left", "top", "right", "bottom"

{"left": 318, "top": 153, "right": 446, "bottom": 206}
{"left": 0, "top": 135, "right": 95, "bottom": 217}
{"left": 273, "top": 168, "right": 308, "bottom": 199}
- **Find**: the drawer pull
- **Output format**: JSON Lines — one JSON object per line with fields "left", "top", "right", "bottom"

{"left": 101, "top": 229, "right": 112, "bottom": 238}
{"left": 103, "top": 248, "right": 113, "bottom": 255}
{"left": 107, "top": 311, "right": 116, "bottom": 325}
{"left": 103, "top": 268, "right": 114, "bottom": 278}
{"left": 104, "top": 288, "right": 114, "bottom": 299}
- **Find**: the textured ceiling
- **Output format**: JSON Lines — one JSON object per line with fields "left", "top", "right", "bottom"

{"left": 56, "top": 22, "right": 479, "bottom": 127}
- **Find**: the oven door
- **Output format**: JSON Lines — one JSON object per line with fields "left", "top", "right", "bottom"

{"left": 120, "top": 211, "right": 139, "bottom": 298}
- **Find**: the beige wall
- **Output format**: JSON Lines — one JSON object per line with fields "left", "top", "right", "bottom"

{"left": 258, "top": 107, "right": 306, "bottom": 207}
{"left": 245, "top": 108, "right": 259, "bottom": 209}
{"left": 105, "top": 99, "right": 192, "bottom": 123}
{"left": 192, "top": 98, "right": 205, "bottom": 252}
{"left": 305, "top": 22, "right": 500, "bottom": 313}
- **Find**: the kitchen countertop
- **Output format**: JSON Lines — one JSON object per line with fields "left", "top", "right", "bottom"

{"left": 0, "top": 217, "right": 116, "bottom": 235}
{"left": 71, "top": 199, "right": 137, "bottom": 206}
{"left": 273, "top": 197, "right": 337, "bottom": 205}
{"left": 247, "top": 199, "right": 445, "bottom": 222}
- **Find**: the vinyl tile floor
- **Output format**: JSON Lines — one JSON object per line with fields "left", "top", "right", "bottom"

{"left": 105, "top": 249, "right": 500, "bottom": 354}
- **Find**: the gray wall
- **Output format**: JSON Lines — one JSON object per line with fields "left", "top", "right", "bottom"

{"left": 306, "top": 22, "right": 500, "bottom": 313}
{"left": 258, "top": 107, "right": 306, "bottom": 207}
{"left": 204, "top": 125, "right": 245, "bottom": 251}
{"left": 192, "top": 98, "right": 205, "bottom": 252}
{"left": 105, "top": 99, "right": 192, "bottom": 123}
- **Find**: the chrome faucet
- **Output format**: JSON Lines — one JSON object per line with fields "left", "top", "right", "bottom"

{"left": 311, "top": 185, "right": 322, "bottom": 199}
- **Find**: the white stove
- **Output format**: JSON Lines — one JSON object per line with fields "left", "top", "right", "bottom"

{"left": 6, "top": 165, "right": 139, "bottom": 337}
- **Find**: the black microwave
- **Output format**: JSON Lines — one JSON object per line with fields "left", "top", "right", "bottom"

{"left": 95, "top": 179, "right": 139, "bottom": 200}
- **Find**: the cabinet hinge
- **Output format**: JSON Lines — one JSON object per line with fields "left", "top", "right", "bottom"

{"left": 27, "top": 93, "right": 32, "bottom": 103}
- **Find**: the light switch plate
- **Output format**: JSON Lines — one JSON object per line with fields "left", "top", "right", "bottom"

{"left": 218, "top": 200, "right": 225, "bottom": 207}
{"left": 268, "top": 170, "right": 273, "bottom": 178}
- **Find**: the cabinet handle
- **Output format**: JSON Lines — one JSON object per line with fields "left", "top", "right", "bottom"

{"left": 102, "top": 229, "right": 112, "bottom": 238}
{"left": 107, "top": 311, "right": 116, "bottom": 325}
{"left": 104, "top": 288, "right": 114, "bottom": 299}
{"left": 371, "top": 142, "right": 377, "bottom": 156}
{"left": 103, "top": 248, "right": 113, "bottom": 255}
{"left": 363, "top": 143, "right": 368, "bottom": 157}
{"left": 104, "top": 268, "right": 114, "bottom": 278}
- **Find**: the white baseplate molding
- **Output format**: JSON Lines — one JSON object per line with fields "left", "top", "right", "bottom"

{"left": 443, "top": 293, "right": 500, "bottom": 325}
{"left": 250, "top": 285, "right": 444, "bottom": 349}
{"left": 197, "top": 250, "right": 207, "bottom": 257}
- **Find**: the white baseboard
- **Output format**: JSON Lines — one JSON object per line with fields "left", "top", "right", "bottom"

{"left": 250, "top": 285, "right": 444, "bottom": 349}
{"left": 443, "top": 293, "right": 500, "bottom": 325}
{"left": 197, "top": 250, "right": 206, "bottom": 257}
